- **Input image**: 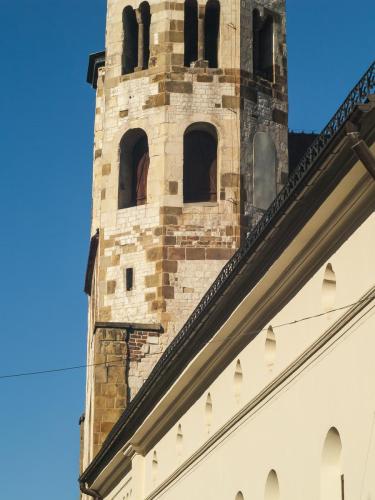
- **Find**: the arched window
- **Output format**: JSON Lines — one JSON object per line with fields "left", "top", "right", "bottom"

{"left": 253, "top": 132, "right": 277, "bottom": 210}
{"left": 118, "top": 129, "right": 149, "bottom": 209}
{"left": 184, "top": 0, "right": 198, "bottom": 67}
{"left": 183, "top": 123, "right": 217, "bottom": 203}
{"left": 265, "top": 470, "right": 280, "bottom": 500}
{"left": 321, "top": 427, "right": 344, "bottom": 500}
{"left": 253, "top": 9, "right": 274, "bottom": 81}
{"left": 235, "top": 493, "right": 244, "bottom": 500}
{"left": 204, "top": 0, "right": 220, "bottom": 68}
{"left": 139, "top": 2, "right": 151, "bottom": 70}
{"left": 123, "top": 6, "right": 139, "bottom": 75}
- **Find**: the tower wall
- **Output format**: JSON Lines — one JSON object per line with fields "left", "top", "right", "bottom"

{"left": 82, "top": 0, "right": 288, "bottom": 468}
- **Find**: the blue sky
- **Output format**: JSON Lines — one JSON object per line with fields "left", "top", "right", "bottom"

{"left": 0, "top": 1, "right": 373, "bottom": 499}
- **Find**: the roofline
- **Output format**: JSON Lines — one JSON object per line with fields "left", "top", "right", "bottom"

{"left": 80, "top": 60, "right": 375, "bottom": 485}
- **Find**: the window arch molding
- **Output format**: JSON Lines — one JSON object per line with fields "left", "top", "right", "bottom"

{"left": 118, "top": 128, "right": 150, "bottom": 209}
{"left": 183, "top": 121, "right": 218, "bottom": 203}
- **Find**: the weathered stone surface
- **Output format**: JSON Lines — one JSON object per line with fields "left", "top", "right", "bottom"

{"left": 83, "top": 0, "right": 289, "bottom": 472}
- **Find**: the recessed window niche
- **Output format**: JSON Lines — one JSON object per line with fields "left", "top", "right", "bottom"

{"left": 265, "top": 470, "right": 280, "bottom": 500}
{"left": 152, "top": 450, "right": 158, "bottom": 482}
{"left": 235, "top": 492, "right": 244, "bottom": 500}
{"left": 176, "top": 423, "right": 183, "bottom": 456}
{"left": 321, "top": 427, "right": 343, "bottom": 500}
{"left": 234, "top": 359, "right": 243, "bottom": 405}
{"left": 205, "top": 392, "right": 213, "bottom": 433}
{"left": 265, "top": 326, "right": 276, "bottom": 369}
{"left": 322, "top": 263, "right": 336, "bottom": 312}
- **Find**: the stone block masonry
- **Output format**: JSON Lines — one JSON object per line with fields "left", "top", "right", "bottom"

{"left": 82, "top": 0, "right": 288, "bottom": 469}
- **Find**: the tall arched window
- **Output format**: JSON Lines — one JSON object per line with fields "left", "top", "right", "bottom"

{"left": 184, "top": 0, "right": 198, "bottom": 67}
{"left": 253, "top": 132, "right": 277, "bottom": 210}
{"left": 204, "top": 0, "right": 220, "bottom": 68}
{"left": 321, "top": 428, "right": 344, "bottom": 500}
{"left": 183, "top": 123, "right": 217, "bottom": 203}
{"left": 118, "top": 129, "right": 149, "bottom": 209}
{"left": 123, "top": 6, "right": 139, "bottom": 75}
{"left": 253, "top": 9, "right": 274, "bottom": 81}
{"left": 139, "top": 2, "right": 151, "bottom": 70}
{"left": 265, "top": 470, "right": 280, "bottom": 500}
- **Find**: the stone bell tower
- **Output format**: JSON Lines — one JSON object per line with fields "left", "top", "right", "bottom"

{"left": 80, "top": 0, "right": 288, "bottom": 471}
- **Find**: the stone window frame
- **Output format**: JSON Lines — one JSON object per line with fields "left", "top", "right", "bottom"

{"left": 122, "top": 2, "right": 152, "bottom": 75}
{"left": 118, "top": 127, "right": 150, "bottom": 210}
{"left": 184, "top": 0, "right": 221, "bottom": 69}
{"left": 252, "top": 6, "right": 275, "bottom": 83}
{"left": 182, "top": 121, "right": 219, "bottom": 205}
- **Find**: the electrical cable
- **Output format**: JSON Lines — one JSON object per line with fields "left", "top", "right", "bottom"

{"left": 0, "top": 295, "right": 372, "bottom": 381}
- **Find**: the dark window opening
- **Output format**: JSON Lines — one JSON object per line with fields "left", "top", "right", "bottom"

{"left": 341, "top": 474, "right": 345, "bottom": 500}
{"left": 253, "top": 9, "right": 274, "bottom": 81}
{"left": 204, "top": 0, "right": 220, "bottom": 68}
{"left": 126, "top": 268, "right": 134, "bottom": 291}
{"left": 123, "top": 6, "right": 139, "bottom": 75}
{"left": 184, "top": 0, "right": 198, "bottom": 67}
{"left": 139, "top": 2, "right": 151, "bottom": 70}
{"left": 183, "top": 123, "right": 217, "bottom": 203}
{"left": 118, "top": 129, "right": 150, "bottom": 209}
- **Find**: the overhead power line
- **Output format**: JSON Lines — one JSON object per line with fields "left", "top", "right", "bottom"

{"left": 0, "top": 296, "right": 372, "bottom": 382}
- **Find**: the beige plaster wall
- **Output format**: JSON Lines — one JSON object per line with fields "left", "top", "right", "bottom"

{"left": 105, "top": 209, "right": 375, "bottom": 499}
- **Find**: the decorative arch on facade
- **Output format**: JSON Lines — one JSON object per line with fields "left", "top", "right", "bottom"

{"left": 321, "top": 427, "right": 344, "bottom": 500}
{"left": 265, "top": 470, "right": 280, "bottom": 500}
{"left": 204, "top": 0, "right": 220, "bottom": 68}
{"left": 139, "top": 2, "right": 151, "bottom": 70}
{"left": 265, "top": 325, "right": 276, "bottom": 368}
{"left": 205, "top": 392, "right": 213, "bottom": 432}
{"left": 176, "top": 423, "right": 183, "bottom": 456}
{"left": 152, "top": 450, "right": 158, "bottom": 482}
{"left": 183, "top": 122, "right": 218, "bottom": 203}
{"left": 253, "top": 132, "right": 277, "bottom": 210}
{"left": 234, "top": 359, "right": 243, "bottom": 405}
{"left": 235, "top": 492, "right": 244, "bottom": 500}
{"left": 118, "top": 128, "right": 150, "bottom": 209}
{"left": 253, "top": 9, "right": 274, "bottom": 81}
{"left": 184, "top": 0, "right": 198, "bottom": 67}
{"left": 122, "top": 6, "right": 139, "bottom": 75}
{"left": 322, "top": 263, "right": 336, "bottom": 312}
